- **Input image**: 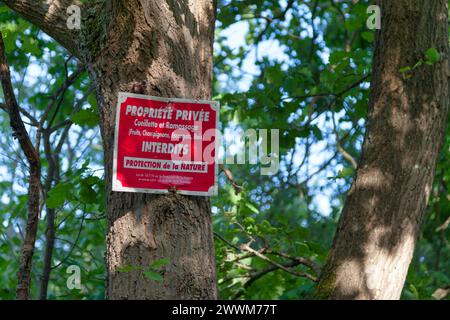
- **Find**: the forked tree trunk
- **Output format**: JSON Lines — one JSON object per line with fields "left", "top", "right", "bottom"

{"left": 316, "top": 0, "right": 449, "bottom": 299}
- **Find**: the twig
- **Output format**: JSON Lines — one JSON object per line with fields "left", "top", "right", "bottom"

{"left": 219, "top": 164, "right": 243, "bottom": 194}
{"left": 265, "top": 249, "right": 321, "bottom": 275}
{"left": 232, "top": 260, "right": 303, "bottom": 299}
{"left": 240, "top": 243, "right": 318, "bottom": 282}
{"left": 0, "top": 102, "right": 39, "bottom": 126}
{"left": 49, "top": 84, "right": 95, "bottom": 133}
{"left": 436, "top": 216, "right": 450, "bottom": 232}
{"left": 51, "top": 211, "right": 86, "bottom": 270}
{"left": 36, "top": 64, "right": 86, "bottom": 148}
{"left": 214, "top": 232, "right": 241, "bottom": 251}
{"left": 331, "top": 110, "right": 358, "bottom": 169}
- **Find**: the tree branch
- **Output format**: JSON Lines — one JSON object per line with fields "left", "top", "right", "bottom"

{"left": 332, "top": 111, "right": 358, "bottom": 169}
{"left": 0, "top": 32, "right": 41, "bottom": 300}
{"left": 265, "top": 249, "right": 321, "bottom": 275}
{"left": 49, "top": 83, "right": 94, "bottom": 133}
{"left": 219, "top": 164, "right": 243, "bottom": 194}
{"left": 1, "top": 102, "right": 39, "bottom": 126}
{"left": 240, "top": 243, "right": 318, "bottom": 282}
{"left": 2, "top": 0, "right": 82, "bottom": 57}
{"left": 232, "top": 260, "right": 304, "bottom": 299}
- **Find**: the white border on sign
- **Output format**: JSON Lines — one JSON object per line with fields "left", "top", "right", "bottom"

{"left": 112, "top": 92, "right": 220, "bottom": 197}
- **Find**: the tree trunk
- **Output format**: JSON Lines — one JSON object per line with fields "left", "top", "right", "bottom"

{"left": 316, "top": 0, "right": 449, "bottom": 299}
{"left": 4, "top": 0, "right": 218, "bottom": 300}
{"left": 85, "top": 0, "right": 218, "bottom": 299}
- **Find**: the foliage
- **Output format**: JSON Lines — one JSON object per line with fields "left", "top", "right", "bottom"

{"left": 0, "top": 0, "right": 448, "bottom": 300}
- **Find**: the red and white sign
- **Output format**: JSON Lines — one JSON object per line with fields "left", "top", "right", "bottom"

{"left": 112, "top": 92, "right": 219, "bottom": 196}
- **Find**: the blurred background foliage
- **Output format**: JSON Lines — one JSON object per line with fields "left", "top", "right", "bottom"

{"left": 0, "top": 0, "right": 448, "bottom": 300}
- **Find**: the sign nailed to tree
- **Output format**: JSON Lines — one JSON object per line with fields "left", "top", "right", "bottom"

{"left": 112, "top": 92, "right": 219, "bottom": 196}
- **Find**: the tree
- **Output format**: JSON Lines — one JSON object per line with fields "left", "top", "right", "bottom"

{"left": 1, "top": 0, "right": 448, "bottom": 301}
{"left": 316, "top": 0, "right": 449, "bottom": 299}
{"left": 3, "top": 0, "right": 218, "bottom": 299}
{"left": 0, "top": 34, "right": 41, "bottom": 300}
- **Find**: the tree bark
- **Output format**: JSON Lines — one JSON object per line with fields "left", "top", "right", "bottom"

{"left": 4, "top": 0, "right": 218, "bottom": 299}
{"left": 316, "top": 0, "right": 449, "bottom": 299}
{"left": 3, "top": 0, "right": 82, "bottom": 56}
{"left": 85, "top": 0, "right": 218, "bottom": 299}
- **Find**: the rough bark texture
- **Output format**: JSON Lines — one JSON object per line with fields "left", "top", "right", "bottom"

{"left": 85, "top": 0, "right": 218, "bottom": 299}
{"left": 3, "top": 0, "right": 82, "bottom": 56}
{"left": 4, "top": 0, "right": 218, "bottom": 300}
{"left": 316, "top": 0, "right": 449, "bottom": 300}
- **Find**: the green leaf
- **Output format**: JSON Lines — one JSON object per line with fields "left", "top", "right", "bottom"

{"left": 0, "top": 6, "right": 9, "bottom": 14}
{"left": 425, "top": 48, "right": 441, "bottom": 64}
{"left": 243, "top": 216, "right": 255, "bottom": 225}
{"left": 0, "top": 23, "right": 17, "bottom": 52}
{"left": 143, "top": 269, "right": 163, "bottom": 281}
{"left": 116, "top": 265, "right": 135, "bottom": 273}
{"left": 71, "top": 108, "right": 99, "bottom": 127}
{"left": 361, "top": 31, "right": 374, "bottom": 42}
{"left": 338, "top": 167, "right": 354, "bottom": 179}
{"left": 79, "top": 184, "right": 96, "bottom": 204}
{"left": 296, "top": 242, "right": 311, "bottom": 256}
{"left": 328, "top": 167, "right": 354, "bottom": 181}
{"left": 46, "top": 183, "right": 72, "bottom": 208}
{"left": 409, "top": 284, "right": 420, "bottom": 299}
{"left": 150, "top": 258, "right": 169, "bottom": 269}
{"left": 21, "top": 37, "right": 41, "bottom": 56}
{"left": 399, "top": 66, "right": 412, "bottom": 74}
{"left": 329, "top": 50, "right": 347, "bottom": 65}
{"left": 245, "top": 203, "right": 259, "bottom": 214}
{"left": 344, "top": 17, "right": 360, "bottom": 32}
{"left": 354, "top": 100, "right": 367, "bottom": 119}
{"left": 312, "top": 126, "right": 323, "bottom": 140}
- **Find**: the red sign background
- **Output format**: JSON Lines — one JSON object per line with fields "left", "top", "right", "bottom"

{"left": 112, "top": 93, "right": 219, "bottom": 196}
